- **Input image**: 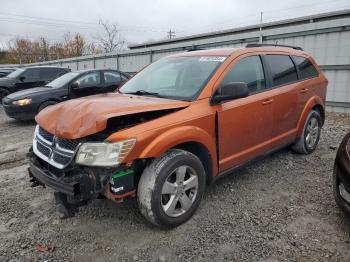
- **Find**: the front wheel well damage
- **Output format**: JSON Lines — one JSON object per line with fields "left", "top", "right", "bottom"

{"left": 172, "top": 142, "right": 213, "bottom": 184}
{"left": 137, "top": 142, "right": 213, "bottom": 186}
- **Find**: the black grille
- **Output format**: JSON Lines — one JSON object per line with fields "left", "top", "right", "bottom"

{"left": 39, "top": 127, "right": 54, "bottom": 143}
{"left": 52, "top": 153, "right": 71, "bottom": 165}
{"left": 56, "top": 138, "right": 80, "bottom": 151}
{"left": 36, "top": 142, "right": 51, "bottom": 157}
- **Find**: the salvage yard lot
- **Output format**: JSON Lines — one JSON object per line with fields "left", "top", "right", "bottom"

{"left": 0, "top": 107, "right": 349, "bottom": 261}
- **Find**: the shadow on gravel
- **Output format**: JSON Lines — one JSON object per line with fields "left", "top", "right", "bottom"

{"left": 6, "top": 119, "right": 36, "bottom": 127}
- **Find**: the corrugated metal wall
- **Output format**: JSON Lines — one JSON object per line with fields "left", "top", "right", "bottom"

{"left": 2, "top": 10, "right": 350, "bottom": 112}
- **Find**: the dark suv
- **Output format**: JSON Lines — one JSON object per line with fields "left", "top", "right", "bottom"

{"left": 0, "top": 66, "right": 70, "bottom": 102}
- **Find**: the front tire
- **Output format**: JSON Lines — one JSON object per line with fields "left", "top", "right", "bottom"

{"left": 37, "top": 101, "right": 57, "bottom": 113}
{"left": 137, "top": 149, "right": 206, "bottom": 228}
{"left": 291, "top": 110, "right": 322, "bottom": 154}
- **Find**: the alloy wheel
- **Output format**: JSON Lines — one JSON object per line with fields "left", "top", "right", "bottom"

{"left": 161, "top": 165, "right": 198, "bottom": 217}
{"left": 305, "top": 117, "right": 319, "bottom": 148}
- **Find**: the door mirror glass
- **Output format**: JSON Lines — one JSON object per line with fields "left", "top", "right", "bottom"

{"left": 70, "top": 82, "right": 79, "bottom": 89}
{"left": 211, "top": 82, "right": 249, "bottom": 104}
{"left": 19, "top": 76, "right": 26, "bottom": 82}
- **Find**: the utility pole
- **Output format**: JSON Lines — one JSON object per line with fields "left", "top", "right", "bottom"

{"left": 259, "top": 12, "right": 263, "bottom": 44}
{"left": 167, "top": 29, "right": 175, "bottom": 40}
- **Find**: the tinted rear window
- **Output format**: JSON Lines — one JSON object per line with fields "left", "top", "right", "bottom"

{"left": 292, "top": 56, "right": 319, "bottom": 80}
{"left": 265, "top": 55, "right": 298, "bottom": 87}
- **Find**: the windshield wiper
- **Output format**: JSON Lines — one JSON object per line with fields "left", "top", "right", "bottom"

{"left": 125, "top": 90, "right": 163, "bottom": 98}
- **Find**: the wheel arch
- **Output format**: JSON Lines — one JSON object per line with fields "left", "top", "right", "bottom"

{"left": 138, "top": 126, "right": 218, "bottom": 180}
{"left": 37, "top": 99, "right": 60, "bottom": 112}
{"left": 173, "top": 141, "right": 213, "bottom": 185}
{"left": 296, "top": 96, "right": 325, "bottom": 137}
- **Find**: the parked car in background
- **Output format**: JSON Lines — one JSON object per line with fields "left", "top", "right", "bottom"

{"left": 333, "top": 131, "right": 350, "bottom": 214}
{"left": 0, "top": 66, "right": 70, "bottom": 103}
{"left": 3, "top": 69, "right": 130, "bottom": 120}
{"left": 28, "top": 45, "right": 327, "bottom": 227}
{"left": 0, "top": 68, "right": 17, "bottom": 78}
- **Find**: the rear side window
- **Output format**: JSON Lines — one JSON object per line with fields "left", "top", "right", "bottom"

{"left": 265, "top": 55, "right": 298, "bottom": 87}
{"left": 292, "top": 56, "right": 319, "bottom": 79}
{"left": 40, "top": 68, "right": 65, "bottom": 80}
{"left": 221, "top": 56, "right": 266, "bottom": 94}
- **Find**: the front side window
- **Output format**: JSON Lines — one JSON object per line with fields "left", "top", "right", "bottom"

{"left": 40, "top": 68, "right": 66, "bottom": 80}
{"left": 221, "top": 56, "right": 266, "bottom": 94}
{"left": 75, "top": 72, "right": 101, "bottom": 87}
{"left": 292, "top": 56, "right": 318, "bottom": 80}
{"left": 104, "top": 71, "right": 121, "bottom": 83}
{"left": 119, "top": 56, "right": 225, "bottom": 101}
{"left": 265, "top": 55, "right": 298, "bottom": 87}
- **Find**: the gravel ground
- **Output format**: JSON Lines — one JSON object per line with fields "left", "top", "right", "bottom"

{"left": 0, "top": 108, "right": 349, "bottom": 262}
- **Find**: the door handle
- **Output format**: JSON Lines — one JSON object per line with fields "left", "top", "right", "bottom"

{"left": 262, "top": 99, "right": 273, "bottom": 105}
{"left": 300, "top": 88, "right": 309, "bottom": 94}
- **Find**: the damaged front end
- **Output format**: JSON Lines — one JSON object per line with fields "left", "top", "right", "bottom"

{"left": 28, "top": 125, "right": 145, "bottom": 218}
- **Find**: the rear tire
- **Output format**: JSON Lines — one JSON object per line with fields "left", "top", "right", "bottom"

{"left": 37, "top": 101, "right": 57, "bottom": 113}
{"left": 137, "top": 149, "right": 206, "bottom": 228}
{"left": 291, "top": 110, "right": 321, "bottom": 154}
{"left": 0, "top": 88, "right": 10, "bottom": 104}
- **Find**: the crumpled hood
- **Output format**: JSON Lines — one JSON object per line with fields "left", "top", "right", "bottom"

{"left": 35, "top": 93, "right": 190, "bottom": 139}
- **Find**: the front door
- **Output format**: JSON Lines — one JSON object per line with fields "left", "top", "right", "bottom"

{"left": 216, "top": 55, "right": 274, "bottom": 172}
{"left": 69, "top": 71, "right": 102, "bottom": 98}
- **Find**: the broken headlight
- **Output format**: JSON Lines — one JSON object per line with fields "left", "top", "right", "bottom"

{"left": 75, "top": 139, "right": 136, "bottom": 167}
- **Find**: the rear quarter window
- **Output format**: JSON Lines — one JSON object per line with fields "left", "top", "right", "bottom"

{"left": 292, "top": 56, "right": 319, "bottom": 80}
{"left": 264, "top": 55, "right": 298, "bottom": 87}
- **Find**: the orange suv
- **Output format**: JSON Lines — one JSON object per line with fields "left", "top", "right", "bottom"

{"left": 28, "top": 44, "right": 328, "bottom": 228}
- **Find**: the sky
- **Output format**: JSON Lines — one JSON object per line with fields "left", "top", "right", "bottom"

{"left": 0, "top": 0, "right": 349, "bottom": 49}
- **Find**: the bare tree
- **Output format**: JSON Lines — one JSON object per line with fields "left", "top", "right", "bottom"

{"left": 96, "top": 20, "right": 126, "bottom": 53}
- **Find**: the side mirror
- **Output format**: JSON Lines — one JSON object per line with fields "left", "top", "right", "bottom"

{"left": 211, "top": 82, "right": 249, "bottom": 105}
{"left": 19, "top": 76, "right": 26, "bottom": 82}
{"left": 70, "top": 82, "right": 79, "bottom": 89}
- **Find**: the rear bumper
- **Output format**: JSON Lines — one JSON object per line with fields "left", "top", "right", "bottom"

{"left": 3, "top": 104, "right": 38, "bottom": 120}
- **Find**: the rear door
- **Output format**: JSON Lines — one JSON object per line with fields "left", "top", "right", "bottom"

{"left": 292, "top": 55, "right": 320, "bottom": 114}
{"left": 102, "top": 71, "right": 124, "bottom": 93}
{"left": 262, "top": 54, "right": 301, "bottom": 148}
{"left": 216, "top": 54, "right": 274, "bottom": 172}
{"left": 40, "top": 68, "right": 67, "bottom": 84}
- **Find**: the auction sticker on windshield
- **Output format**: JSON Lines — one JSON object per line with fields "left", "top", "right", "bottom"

{"left": 199, "top": 56, "right": 226, "bottom": 62}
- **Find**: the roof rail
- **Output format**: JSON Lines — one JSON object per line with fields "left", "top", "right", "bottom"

{"left": 186, "top": 45, "right": 206, "bottom": 52}
{"left": 246, "top": 43, "right": 303, "bottom": 51}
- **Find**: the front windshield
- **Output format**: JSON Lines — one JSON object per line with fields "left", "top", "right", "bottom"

{"left": 6, "top": 68, "right": 25, "bottom": 78}
{"left": 119, "top": 56, "right": 226, "bottom": 101}
{"left": 46, "top": 72, "right": 79, "bottom": 88}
